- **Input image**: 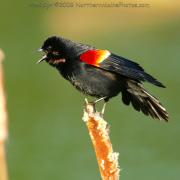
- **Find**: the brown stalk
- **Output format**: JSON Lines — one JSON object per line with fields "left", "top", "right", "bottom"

{"left": 83, "top": 99, "right": 120, "bottom": 180}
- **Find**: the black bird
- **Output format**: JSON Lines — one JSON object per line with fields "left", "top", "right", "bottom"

{"left": 38, "top": 36, "right": 169, "bottom": 121}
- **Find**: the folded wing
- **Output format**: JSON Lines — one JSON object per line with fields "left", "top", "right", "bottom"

{"left": 80, "top": 49, "right": 165, "bottom": 87}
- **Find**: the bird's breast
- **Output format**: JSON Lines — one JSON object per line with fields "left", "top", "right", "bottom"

{"left": 57, "top": 60, "right": 122, "bottom": 98}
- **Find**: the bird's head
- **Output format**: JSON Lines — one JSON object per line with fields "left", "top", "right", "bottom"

{"left": 37, "top": 36, "right": 74, "bottom": 65}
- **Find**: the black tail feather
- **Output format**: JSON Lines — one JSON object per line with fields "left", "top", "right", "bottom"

{"left": 121, "top": 80, "right": 169, "bottom": 121}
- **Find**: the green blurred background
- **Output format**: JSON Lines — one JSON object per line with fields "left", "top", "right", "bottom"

{"left": 0, "top": 0, "right": 180, "bottom": 179}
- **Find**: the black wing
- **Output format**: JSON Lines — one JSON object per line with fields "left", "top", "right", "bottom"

{"left": 99, "top": 53, "right": 165, "bottom": 87}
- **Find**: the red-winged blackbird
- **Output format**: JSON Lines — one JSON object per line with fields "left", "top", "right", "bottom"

{"left": 38, "top": 36, "right": 169, "bottom": 121}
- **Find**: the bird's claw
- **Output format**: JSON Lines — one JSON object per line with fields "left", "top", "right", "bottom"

{"left": 84, "top": 98, "right": 96, "bottom": 113}
{"left": 84, "top": 98, "right": 106, "bottom": 117}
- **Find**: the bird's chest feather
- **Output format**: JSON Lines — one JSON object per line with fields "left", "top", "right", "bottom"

{"left": 57, "top": 60, "right": 122, "bottom": 97}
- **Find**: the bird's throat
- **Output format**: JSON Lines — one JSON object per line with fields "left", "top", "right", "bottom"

{"left": 48, "top": 58, "right": 66, "bottom": 67}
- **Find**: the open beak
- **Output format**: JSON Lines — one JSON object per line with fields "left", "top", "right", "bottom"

{"left": 37, "top": 48, "right": 47, "bottom": 63}
{"left": 36, "top": 54, "right": 47, "bottom": 64}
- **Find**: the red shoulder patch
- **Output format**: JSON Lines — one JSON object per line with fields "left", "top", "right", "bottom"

{"left": 80, "top": 49, "right": 111, "bottom": 67}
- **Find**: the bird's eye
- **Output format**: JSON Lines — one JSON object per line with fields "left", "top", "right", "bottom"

{"left": 47, "top": 46, "right": 52, "bottom": 50}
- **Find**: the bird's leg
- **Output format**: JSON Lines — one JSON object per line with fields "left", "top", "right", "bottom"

{"left": 101, "top": 102, "right": 107, "bottom": 115}
{"left": 85, "top": 97, "right": 107, "bottom": 114}
{"left": 94, "top": 97, "right": 106, "bottom": 104}
{"left": 93, "top": 97, "right": 107, "bottom": 116}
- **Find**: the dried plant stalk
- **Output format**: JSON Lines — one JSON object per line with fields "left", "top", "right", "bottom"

{"left": 0, "top": 49, "right": 8, "bottom": 180}
{"left": 83, "top": 99, "right": 120, "bottom": 180}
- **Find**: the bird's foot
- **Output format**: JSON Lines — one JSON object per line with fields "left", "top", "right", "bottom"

{"left": 84, "top": 98, "right": 96, "bottom": 115}
{"left": 84, "top": 97, "right": 107, "bottom": 117}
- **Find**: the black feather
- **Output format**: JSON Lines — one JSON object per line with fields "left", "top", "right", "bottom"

{"left": 100, "top": 54, "right": 165, "bottom": 87}
{"left": 121, "top": 80, "right": 169, "bottom": 121}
